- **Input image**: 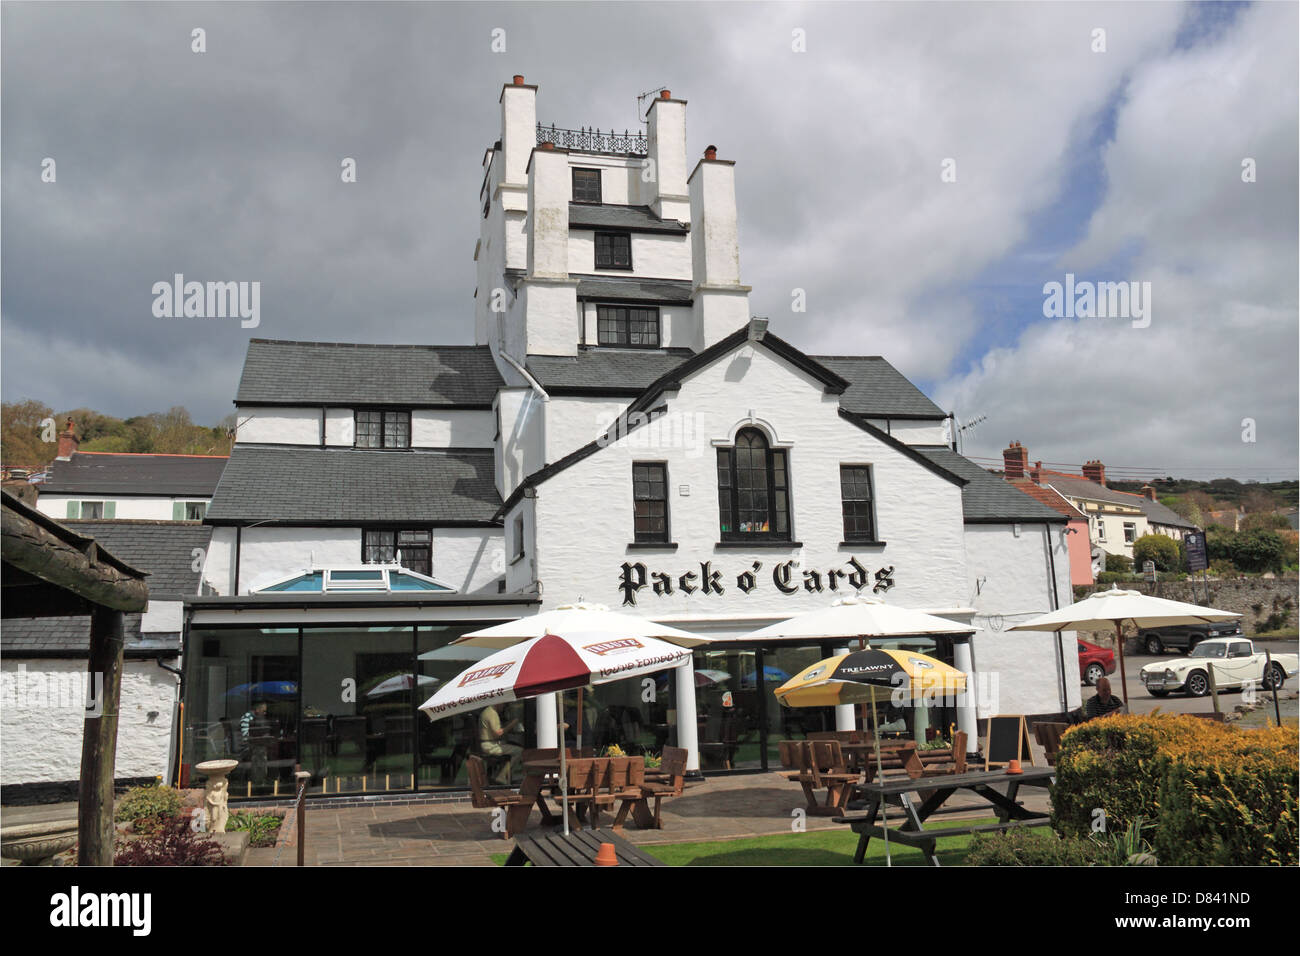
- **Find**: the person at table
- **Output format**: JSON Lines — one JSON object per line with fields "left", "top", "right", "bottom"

{"left": 240, "top": 700, "right": 269, "bottom": 741}
{"left": 479, "top": 703, "right": 522, "bottom": 784}
{"left": 1082, "top": 677, "right": 1125, "bottom": 721}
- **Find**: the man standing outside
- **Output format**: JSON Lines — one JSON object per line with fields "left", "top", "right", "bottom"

{"left": 1082, "top": 677, "right": 1125, "bottom": 721}
{"left": 480, "top": 704, "right": 522, "bottom": 784}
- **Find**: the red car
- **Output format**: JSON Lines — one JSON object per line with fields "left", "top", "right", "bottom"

{"left": 1078, "top": 639, "right": 1116, "bottom": 686}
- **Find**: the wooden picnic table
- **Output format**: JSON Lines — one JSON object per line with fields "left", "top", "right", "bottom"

{"left": 834, "top": 766, "right": 1056, "bottom": 866}
{"left": 520, "top": 757, "right": 658, "bottom": 832}
{"left": 504, "top": 829, "right": 665, "bottom": 867}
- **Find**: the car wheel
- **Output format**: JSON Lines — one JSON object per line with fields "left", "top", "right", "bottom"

{"left": 1185, "top": 670, "right": 1210, "bottom": 698}
{"left": 1144, "top": 635, "right": 1164, "bottom": 655}
{"left": 1262, "top": 663, "right": 1286, "bottom": 692}
{"left": 1084, "top": 663, "right": 1105, "bottom": 686}
{"left": 1149, "top": 689, "right": 1169, "bottom": 698}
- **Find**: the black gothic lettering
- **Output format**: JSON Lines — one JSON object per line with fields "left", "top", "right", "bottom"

{"left": 679, "top": 570, "right": 698, "bottom": 595}
{"left": 826, "top": 568, "right": 842, "bottom": 590}
{"left": 700, "top": 561, "right": 724, "bottom": 595}
{"left": 619, "top": 562, "right": 647, "bottom": 606}
{"left": 652, "top": 571, "right": 674, "bottom": 596}
{"left": 845, "top": 556, "right": 868, "bottom": 591}
{"left": 803, "top": 569, "right": 823, "bottom": 592}
{"left": 737, "top": 561, "right": 761, "bottom": 594}
{"left": 773, "top": 560, "right": 798, "bottom": 594}
{"left": 873, "top": 565, "right": 896, "bottom": 594}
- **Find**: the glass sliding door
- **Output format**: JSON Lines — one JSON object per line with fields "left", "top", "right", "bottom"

{"left": 761, "top": 644, "right": 837, "bottom": 766}
{"left": 693, "top": 647, "right": 763, "bottom": 771}
{"left": 185, "top": 628, "right": 301, "bottom": 799}
{"left": 300, "top": 626, "right": 418, "bottom": 795}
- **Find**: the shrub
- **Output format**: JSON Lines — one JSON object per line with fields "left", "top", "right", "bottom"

{"left": 1105, "top": 553, "right": 1133, "bottom": 573}
{"left": 967, "top": 828, "right": 1105, "bottom": 866}
{"left": 114, "top": 818, "right": 229, "bottom": 866}
{"left": 1096, "top": 571, "right": 1138, "bottom": 585}
{"left": 1229, "top": 530, "right": 1287, "bottom": 574}
{"left": 1052, "top": 714, "right": 1298, "bottom": 866}
{"left": 1154, "top": 724, "right": 1298, "bottom": 866}
{"left": 1133, "top": 534, "right": 1183, "bottom": 573}
{"left": 115, "top": 784, "right": 182, "bottom": 834}
{"left": 228, "top": 811, "right": 283, "bottom": 848}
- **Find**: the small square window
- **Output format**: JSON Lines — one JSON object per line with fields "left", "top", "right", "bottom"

{"left": 81, "top": 501, "right": 104, "bottom": 520}
{"left": 597, "top": 305, "right": 659, "bottom": 347}
{"left": 185, "top": 502, "right": 207, "bottom": 520}
{"left": 355, "top": 409, "right": 411, "bottom": 449}
{"left": 572, "top": 168, "right": 602, "bottom": 203}
{"left": 594, "top": 232, "right": 631, "bottom": 270}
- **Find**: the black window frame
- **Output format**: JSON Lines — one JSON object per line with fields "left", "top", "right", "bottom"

{"left": 594, "top": 231, "right": 632, "bottom": 270}
{"left": 717, "top": 428, "right": 791, "bottom": 542}
{"left": 354, "top": 408, "right": 411, "bottom": 449}
{"left": 572, "top": 167, "right": 602, "bottom": 204}
{"left": 632, "top": 461, "right": 670, "bottom": 544}
{"left": 362, "top": 528, "right": 432, "bottom": 577}
{"left": 839, "top": 464, "right": 878, "bottom": 543}
{"left": 596, "top": 304, "right": 660, "bottom": 347}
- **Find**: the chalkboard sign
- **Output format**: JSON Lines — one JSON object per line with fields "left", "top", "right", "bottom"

{"left": 984, "top": 715, "right": 1034, "bottom": 770}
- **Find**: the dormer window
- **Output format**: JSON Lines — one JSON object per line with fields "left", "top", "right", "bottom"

{"left": 594, "top": 232, "right": 632, "bottom": 270}
{"left": 355, "top": 409, "right": 411, "bottom": 449}
{"left": 572, "top": 168, "right": 602, "bottom": 203}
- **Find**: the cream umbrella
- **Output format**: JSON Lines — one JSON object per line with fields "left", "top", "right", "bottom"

{"left": 1008, "top": 585, "right": 1240, "bottom": 705}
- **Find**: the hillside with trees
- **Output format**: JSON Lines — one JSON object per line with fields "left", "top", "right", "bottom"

{"left": 1, "top": 400, "right": 236, "bottom": 468}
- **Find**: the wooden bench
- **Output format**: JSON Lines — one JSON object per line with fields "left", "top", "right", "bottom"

{"left": 833, "top": 812, "right": 1051, "bottom": 865}
{"left": 619, "top": 747, "right": 686, "bottom": 831}
{"left": 466, "top": 755, "right": 539, "bottom": 839}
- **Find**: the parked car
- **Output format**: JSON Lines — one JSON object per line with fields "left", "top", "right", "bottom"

{"left": 1138, "top": 621, "right": 1243, "bottom": 655}
{"left": 1077, "top": 639, "right": 1116, "bottom": 686}
{"left": 1139, "top": 638, "right": 1299, "bottom": 697}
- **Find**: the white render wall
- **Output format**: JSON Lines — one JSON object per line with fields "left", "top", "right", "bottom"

{"left": 880, "top": 420, "right": 949, "bottom": 446}
{"left": 37, "top": 494, "right": 208, "bottom": 521}
{"left": 528, "top": 343, "right": 969, "bottom": 616}
{"left": 239, "top": 527, "right": 362, "bottom": 593}
{"left": 1, "top": 658, "right": 176, "bottom": 785}
{"left": 568, "top": 231, "right": 692, "bottom": 280}
{"left": 963, "top": 522, "right": 1080, "bottom": 716}
{"left": 233, "top": 406, "right": 494, "bottom": 449}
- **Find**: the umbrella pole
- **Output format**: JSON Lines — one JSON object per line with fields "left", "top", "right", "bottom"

{"left": 871, "top": 694, "right": 891, "bottom": 867}
{"left": 558, "top": 692, "right": 569, "bottom": 836}
{"left": 1114, "top": 621, "right": 1129, "bottom": 707}
{"left": 577, "top": 687, "right": 584, "bottom": 753}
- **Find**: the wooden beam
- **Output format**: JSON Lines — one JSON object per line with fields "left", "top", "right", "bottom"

{"left": 78, "top": 607, "right": 125, "bottom": 867}
{"left": 2, "top": 504, "right": 147, "bottom": 612}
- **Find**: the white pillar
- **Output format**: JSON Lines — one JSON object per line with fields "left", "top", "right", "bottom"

{"left": 674, "top": 656, "right": 700, "bottom": 773}
{"left": 953, "top": 636, "right": 979, "bottom": 755}
{"left": 833, "top": 646, "right": 856, "bottom": 730}
{"left": 535, "top": 692, "right": 558, "bottom": 748}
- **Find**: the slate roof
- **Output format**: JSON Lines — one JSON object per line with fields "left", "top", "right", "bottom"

{"left": 1042, "top": 474, "right": 1147, "bottom": 511}
{"left": 524, "top": 346, "right": 946, "bottom": 419}
{"left": 573, "top": 274, "right": 694, "bottom": 304}
{"left": 1130, "top": 496, "right": 1198, "bottom": 530}
{"left": 58, "top": 520, "right": 212, "bottom": 598}
{"left": 568, "top": 203, "right": 688, "bottom": 235}
{"left": 527, "top": 348, "right": 696, "bottom": 394}
{"left": 1, "top": 613, "right": 181, "bottom": 658}
{"left": 1006, "top": 479, "right": 1087, "bottom": 520}
{"left": 235, "top": 340, "right": 502, "bottom": 407}
{"left": 813, "top": 357, "right": 946, "bottom": 419}
{"left": 42, "top": 453, "right": 227, "bottom": 497}
{"left": 205, "top": 446, "right": 501, "bottom": 524}
{"left": 914, "top": 446, "right": 1067, "bottom": 524}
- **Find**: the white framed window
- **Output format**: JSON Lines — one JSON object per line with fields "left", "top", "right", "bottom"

{"left": 1123, "top": 522, "right": 1136, "bottom": 544}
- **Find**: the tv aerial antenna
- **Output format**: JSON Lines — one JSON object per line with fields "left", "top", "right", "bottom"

{"left": 954, "top": 414, "right": 987, "bottom": 454}
{"left": 636, "top": 86, "right": 670, "bottom": 125}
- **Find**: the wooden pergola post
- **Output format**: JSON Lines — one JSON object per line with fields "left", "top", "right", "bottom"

{"left": 79, "top": 606, "right": 127, "bottom": 866}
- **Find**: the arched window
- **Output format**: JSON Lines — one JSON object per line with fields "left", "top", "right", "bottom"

{"left": 717, "top": 428, "right": 790, "bottom": 540}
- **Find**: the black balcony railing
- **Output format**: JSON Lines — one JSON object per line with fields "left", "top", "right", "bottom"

{"left": 536, "top": 123, "right": 647, "bottom": 156}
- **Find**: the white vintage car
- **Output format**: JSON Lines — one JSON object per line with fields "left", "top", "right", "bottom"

{"left": 1139, "top": 637, "right": 1299, "bottom": 698}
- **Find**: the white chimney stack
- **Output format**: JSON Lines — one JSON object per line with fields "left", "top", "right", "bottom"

{"left": 645, "top": 90, "right": 689, "bottom": 221}
{"left": 499, "top": 75, "right": 537, "bottom": 189}
{"left": 687, "top": 146, "right": 751, "bottom": 348}
{"left": 521, "top": 143, "right": 578, "bottom": 356}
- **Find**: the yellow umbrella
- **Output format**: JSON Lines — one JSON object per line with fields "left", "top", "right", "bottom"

{"left": 774, "top": 647, "right": 966, "bottom": 866}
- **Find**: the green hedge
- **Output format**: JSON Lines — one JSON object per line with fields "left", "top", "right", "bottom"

{"left": 1052, "top": 715, "right": 1298, "bottom": 866}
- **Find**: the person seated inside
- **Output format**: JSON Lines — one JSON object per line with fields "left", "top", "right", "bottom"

{"left": 479, "top": 703, "right": 523, "bottom": 785}
{"left": 240, "top": 700, "right": 269, "bottom": 741}
{"left": 1081, "top": 677, "right": 1125, "bottom": 721}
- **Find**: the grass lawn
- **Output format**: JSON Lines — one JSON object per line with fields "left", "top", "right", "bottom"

{"left": 492, "top": 817, "right": 996, "bottom": 866}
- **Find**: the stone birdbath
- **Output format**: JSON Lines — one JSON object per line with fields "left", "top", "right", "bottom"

{"left": 1, "top": 821, "right": 79, "bottom": 866}
{"left": 195, "top": 759, "right": 240, "bottom": 833}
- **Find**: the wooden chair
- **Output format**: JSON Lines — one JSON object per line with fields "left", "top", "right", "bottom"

{"left": 634, "top": 746, "right": 687, "bottom": 829}
{"left": 466, "top": 755, "right": 537, "bottom": 839}
{"left": 776, "top": 739, "right": 804, "bottom": 781}
{"left": 801, "top": 740, "right": 860, "bottom": 815}
{"left": 1032, "top": 722, "right": 1071, "bottom": 765}
{"left": 558, "top": 758, "right": 600, "bottom": 830}
{"left": 594, "top": 756, "right": 643, "bottom": 828}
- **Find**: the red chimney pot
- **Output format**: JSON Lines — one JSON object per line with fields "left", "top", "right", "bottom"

{"left": 513, "top": 75, "right": 525, "bottom": 86}
{"left": 539, "top": 141, "right": 554, "bottom": 150}
{"left": 660, "top": 89, "right": 671, "bottom": 99}
{"left": 704, "top": 145, "right": 717, "bottom": 160}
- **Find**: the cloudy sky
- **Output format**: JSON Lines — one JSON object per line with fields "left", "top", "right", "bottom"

{"left": 2, "top": 1, "right": 1296, "bottom": 480}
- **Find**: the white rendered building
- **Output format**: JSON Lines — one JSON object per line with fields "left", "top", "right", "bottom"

{"left": 184, "top": 78, "right": 1078, "bottom": 801}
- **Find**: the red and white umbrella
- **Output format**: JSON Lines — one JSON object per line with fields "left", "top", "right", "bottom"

{"left": 418, "top": 631, "right": 692, "bottom": 834}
